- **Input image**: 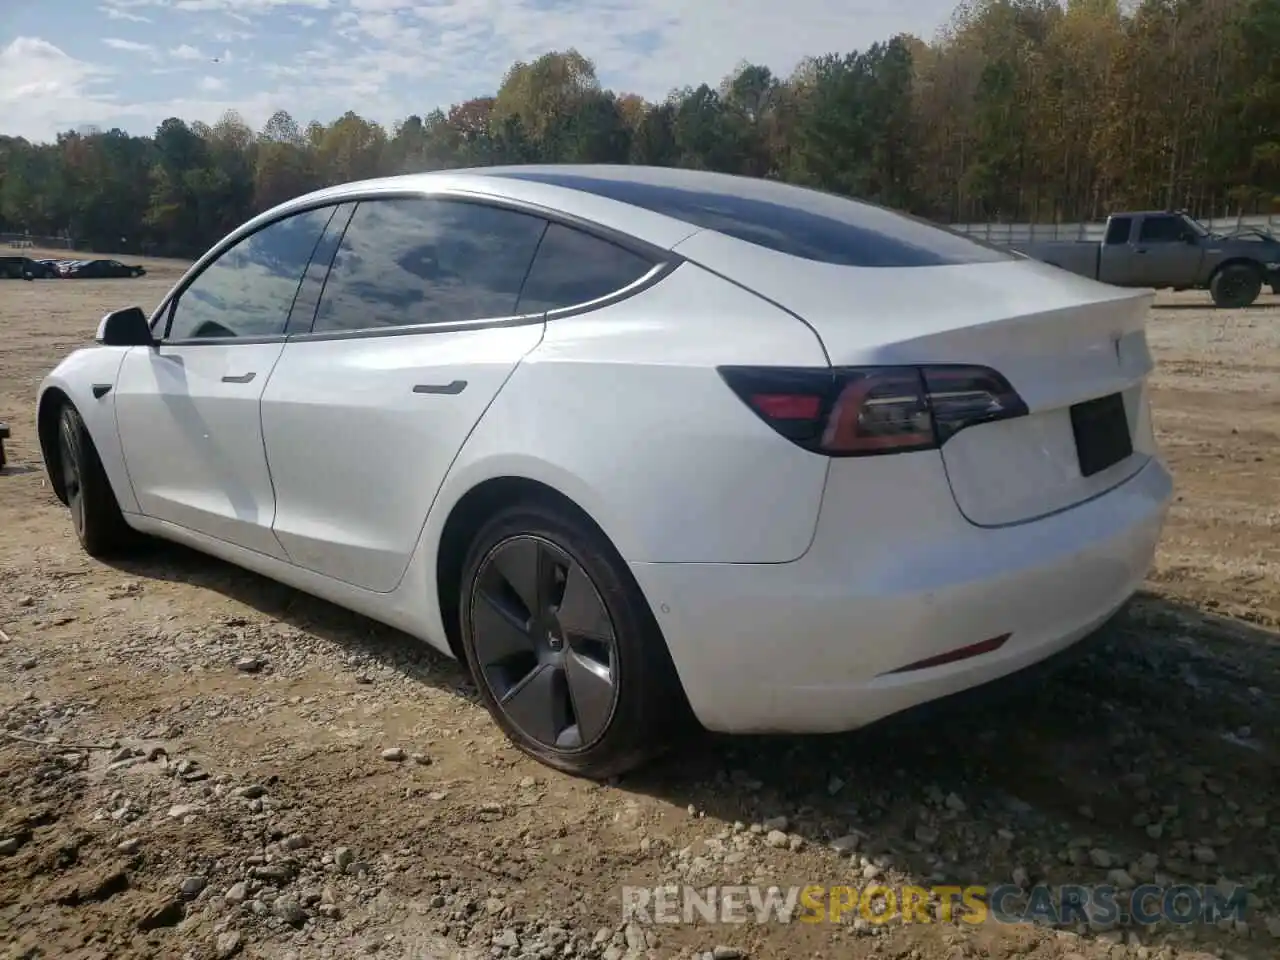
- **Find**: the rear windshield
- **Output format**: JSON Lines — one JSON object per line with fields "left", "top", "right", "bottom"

{"left": 490, "top": 170, "right": 1014, "bottom": 267}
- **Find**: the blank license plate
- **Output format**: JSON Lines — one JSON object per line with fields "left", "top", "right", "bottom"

{"left": 1070, "top": 393, "right": 1132, "bottom": 477}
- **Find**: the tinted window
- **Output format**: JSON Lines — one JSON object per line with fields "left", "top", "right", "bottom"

{"left": 490, "top": 170, "right": 1014, "bottom": 267}
{"left": 312, "top": 198, "right": 547, "bottom": 333}
{"left": 168, "top": 206, "right": 335, "bottom": 340}
{"left": 286, "top": 203, "right": 355, "bottom": 335}
{"left": 1138, "top": 216, "right": 1186, "bottom": 243}
{"left": 1104, "top": 217, "right": 1132, "bottom": 245}
{"left": 516, "top": 223, "right": 654, "bottom": 314}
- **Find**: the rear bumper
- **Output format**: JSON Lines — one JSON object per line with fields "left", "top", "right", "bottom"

{"left": 630, "top": 456, "right": 1172, "bottom": 734}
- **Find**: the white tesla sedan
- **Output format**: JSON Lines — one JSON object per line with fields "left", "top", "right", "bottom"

{"left": 37, "top": 165, "right": 1173, "bottom": 778}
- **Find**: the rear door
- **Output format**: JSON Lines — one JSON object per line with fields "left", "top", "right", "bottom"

{"left": 261, "top": 196, "right": 551, "bottom": 592}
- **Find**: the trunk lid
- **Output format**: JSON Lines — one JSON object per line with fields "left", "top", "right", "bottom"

{"left": 675, "top": 230, "right": 1158, "bottom": 526}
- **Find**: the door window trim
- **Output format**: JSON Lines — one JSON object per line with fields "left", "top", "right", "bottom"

{"left": 149, "top": 190, "right": 680, "bottom": 346}
{"left": 291, "top": 192, "right": 677, "bottom": 340}
{"left": 152, "top": 200, "right": 344, "bottom": 346}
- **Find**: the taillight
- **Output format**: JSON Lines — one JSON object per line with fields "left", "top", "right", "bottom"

{"left": 717, "top": 364, "right": 1027, "bottom": 457}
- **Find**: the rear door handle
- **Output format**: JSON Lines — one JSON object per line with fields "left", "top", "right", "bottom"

{"left": 221, "top": 372, "right": 256, "bottom": 384}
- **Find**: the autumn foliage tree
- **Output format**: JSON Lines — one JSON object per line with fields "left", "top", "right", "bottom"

{"left": 1, "top": 0, "right": 1277, "bottom": 255}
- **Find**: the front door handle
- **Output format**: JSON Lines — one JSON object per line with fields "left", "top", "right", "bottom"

{"left": 221, "top": 372, "right": 256, "bottom": 384}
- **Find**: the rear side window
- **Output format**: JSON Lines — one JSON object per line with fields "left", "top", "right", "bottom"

{"left": 1104, "top": 217, "right": 1132, "bottom": 245}
{"left": 313, "top": 198, "right": 547, "bottom": 333}
{"left": 491, "top": 171, "right": 1014, "bottom": 267}
{"left": 516, "top": 223, "right": 655, "bottom": 314}
{"left": 1138, "top": 216, "right": 1185, "bottom": 243}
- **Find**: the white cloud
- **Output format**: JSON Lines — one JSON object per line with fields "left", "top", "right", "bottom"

{"left": 103, "top": 38, "right": 156, "bottom": 54}
{"left": 170, "top": 0, "right": 330, "bottom": 10}
{"left": 101, "top": 6, "right": 152, "bottom": 22}
{"left": 0, "top": 38, "right": 117, "bottom": 141}
{"left": 11, "top": 0, "right": 962, "bottom": 143}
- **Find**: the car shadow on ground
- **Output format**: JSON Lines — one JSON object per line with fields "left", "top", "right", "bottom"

{"left": 105, "top": 540, "right": 475, "bottom": 698}
{"left": 1151, "top": 302, "right": 1276, "bottom": 311}
{"left": 620, "top": 593, "right": 1278, "bottom": 898}
{"left": 107, "top": 543, "right": 1279, "bottom": 898}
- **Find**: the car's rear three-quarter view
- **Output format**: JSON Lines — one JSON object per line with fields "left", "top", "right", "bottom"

{"left": 36, "top": 164, "right": 1173, "bottom": 780}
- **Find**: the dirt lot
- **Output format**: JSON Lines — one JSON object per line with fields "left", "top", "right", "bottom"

{"left": 1, "top": 254, "right": 1278, "bottom": 960}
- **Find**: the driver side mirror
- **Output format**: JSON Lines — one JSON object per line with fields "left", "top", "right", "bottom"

{"left": 96, "top": 306, "right": 155, "bottom": 347}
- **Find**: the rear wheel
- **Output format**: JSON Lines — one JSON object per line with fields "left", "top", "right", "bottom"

{"left": 56, "top": 404, "right": 140, "bottom": 557}
{"left": 1209, "top": 263, "right": 1262, "bottom": 308}
{"left": 459, "top": 500, "right": 689, "bottom": 779}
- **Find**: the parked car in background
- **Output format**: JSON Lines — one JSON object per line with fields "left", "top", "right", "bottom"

{"left": 0, "top": 255, "right": 57, "bottom": 279}
{"left": 1010, "top": 211, "right": 1280, "bottom": 307}
{"left": 59, "top": 259, "right": 147, "bottom": 279}
{"left": 36, "top": 165, "right": 1172, "bottom": 778}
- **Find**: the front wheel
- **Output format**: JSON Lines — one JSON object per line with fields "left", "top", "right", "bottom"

{"left": 1209, "top": 263, "right": 1262, "bottom": 308}
{"left": 459, "top": 500, "right": 690, "bottom": 779}
{"left": 56, "top": 404, "right": 141, "bottom": 557}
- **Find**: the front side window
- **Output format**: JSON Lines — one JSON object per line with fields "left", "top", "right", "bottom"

{"left": 166, "top": 205, "right": 336, "bottom": 340}
{"left": 312, "top": 198, "right": 547, "bottom": 334}
{"left": 516, "top": 223, "right": 655, "bottom": 314}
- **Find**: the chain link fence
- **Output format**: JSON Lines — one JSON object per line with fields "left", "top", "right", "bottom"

{"left": 2, "top": 233, "right": 75, "bottom": 251}
{"left": 950, "top": 214, "right": 1280, "bottom": 245}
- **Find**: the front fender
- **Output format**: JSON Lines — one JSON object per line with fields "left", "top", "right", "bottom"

{"left": 37, "top": 346, "right": 139, "bottom": 514}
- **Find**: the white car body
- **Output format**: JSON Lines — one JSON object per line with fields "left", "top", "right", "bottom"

{"left": 37, "top": 165, "right": 1172, "bottom": 743}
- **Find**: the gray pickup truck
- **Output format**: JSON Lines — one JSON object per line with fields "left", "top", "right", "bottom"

{"left": 1010, "top": 211, "right": 1280, "bottom": 308}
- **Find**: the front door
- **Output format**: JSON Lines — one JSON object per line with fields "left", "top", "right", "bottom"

{"left": 115, "top": 204, "right": 339, "bottom": 556}
{"left": 1129, "top": 215, "right": 1203, "bottom": 287}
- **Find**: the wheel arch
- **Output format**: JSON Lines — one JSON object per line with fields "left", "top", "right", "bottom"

{"left": 37, "top": 386, "right": 73, "bottom": 504}
{"left": 1208, "top": 257, "right": 1264, "bottom": 285}
{"left": 433, "top": 475, "right": 628, "bottom": 663}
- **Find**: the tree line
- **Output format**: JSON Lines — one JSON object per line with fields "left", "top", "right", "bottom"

{"left": 1, "top": 0, "right": 1277, "bottom": 257}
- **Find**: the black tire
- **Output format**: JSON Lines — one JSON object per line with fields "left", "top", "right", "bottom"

{"left": 458, "top": 499, "right": 691, "bottom": 779}
{"left": 1209, "top": 263, "right": 1262, "bottom": 308}
{"left": 56, "top": 404, "right": 140, "bottom": 557}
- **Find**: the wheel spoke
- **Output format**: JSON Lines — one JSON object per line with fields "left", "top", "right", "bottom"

{"left": 500, "top": 663, "right": 572, "bottom": 746}
{"left": 60, "top": 436, "right": 78, "bottom": 495}
{"left": 472, "top": 589, "right": 536, "bottom": 670}
{"left": 490, "top": 537, "right": 544, "bottom": 620}
{"left": 556, "top": 562, "right": 614, "bottom": 641}
{"left": 564, "top": 650, "right": 615, "bottom": 744}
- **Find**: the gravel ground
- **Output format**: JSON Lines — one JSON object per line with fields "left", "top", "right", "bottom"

{"left": 1, "top": 258, "right": 1278, "bottom": 960}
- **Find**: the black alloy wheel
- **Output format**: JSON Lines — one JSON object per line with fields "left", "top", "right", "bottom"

{"left": 458, "top": 500, "right": 692, "bottom": 778}
{"left": 469, "top": 534, "right": 618, "bottom": 750}
{"left": 53, "top": 403, "right": 140, "bottom": 557}
{"left": 58, "top": 409, "right": 87, "bottom": 538}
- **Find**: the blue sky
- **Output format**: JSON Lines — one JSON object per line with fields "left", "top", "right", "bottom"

{"left": 1, "top": 0, "right": 959, "bottom": 143}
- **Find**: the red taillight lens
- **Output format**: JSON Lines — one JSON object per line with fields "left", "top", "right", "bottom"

{"left": 718, "top": 364, "right": 1027, "bottom": 457}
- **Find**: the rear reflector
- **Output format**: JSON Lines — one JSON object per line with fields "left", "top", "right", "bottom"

{"left": 719, "top": 365, "right": 1027, "bottom": 457}
{"left": 883, "top": 634, "right": 1011, "bottom": 675}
